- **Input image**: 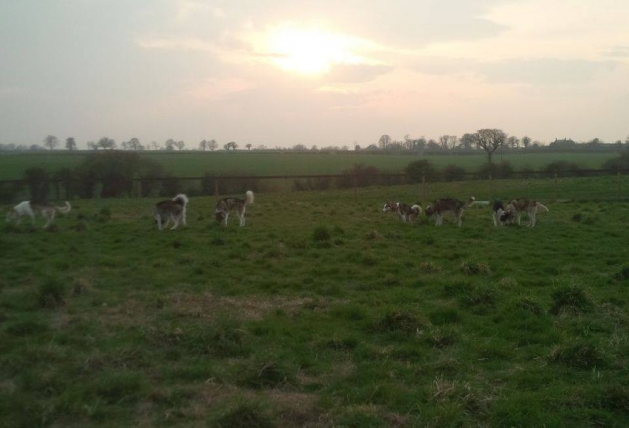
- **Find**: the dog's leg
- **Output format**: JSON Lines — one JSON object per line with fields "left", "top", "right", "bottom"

{"left": 156, "top": 215, "right": 163, "bottom": 231}
{"left": 170, "top": 214, "right": 180, "bottom": 230}
{"left": 223, "top": 212, "right": 229, "bottom": 226}
{"left": 436, "top": 214, "right": 441, "bottom": 226}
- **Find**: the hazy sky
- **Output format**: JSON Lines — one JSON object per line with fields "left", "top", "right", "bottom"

{"left": 1, "top": 0, "right": 628, "bottom": 149}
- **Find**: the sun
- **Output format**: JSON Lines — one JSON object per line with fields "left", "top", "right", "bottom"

{"left": 265, "top": 25, "right": 362, "bottom": 75}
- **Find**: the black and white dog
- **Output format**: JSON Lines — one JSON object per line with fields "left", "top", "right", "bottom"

{"left": 215, "top": 191, "right": 254, "bottom": 226}
{"left": 382, "top": 201, "right": 422, "bottom": 224}
{"left": 492, "top": 200, "right": 514, "bottom": 226}
{"left": 153, "top": 194, "right": 188, "bottom": 231}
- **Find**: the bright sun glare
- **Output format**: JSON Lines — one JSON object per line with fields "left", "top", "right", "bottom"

{"left": 266, "top": 26, "right": 361, "bottom": 75}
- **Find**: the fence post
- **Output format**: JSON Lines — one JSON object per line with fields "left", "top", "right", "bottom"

{"left": 554, "top": 171, "right": 558, "bottom": 202}
{"left": 421, "top": 174, "right": 426, "bottom": 202}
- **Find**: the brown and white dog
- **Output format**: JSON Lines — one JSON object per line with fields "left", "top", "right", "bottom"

{"left": 215, "top": 190, "right": 254, "bottom": 226}
{"left": 153, "top": 194, "right": 188, "bottom": 231}
{"left": 424, "top": 196, "right": 475, "bottom": 227}
{"left": 382, "top": 201, "right": 422, "bottom": 224}
{"left": 507, "top": 198, "right": 549, "bottom": 227}
{"left": 6, "top": 200, "right": 72, "bottom": 228}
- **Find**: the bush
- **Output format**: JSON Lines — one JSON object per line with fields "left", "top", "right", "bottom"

{"left": 477, "top": 161, "right": 514, "bottom": 179}
{"left": 549, "top": 285, "right": 594, "bottom": 315}
{"left": 602, "top": 150, "right": 629, "bottom": 171}
{"left": 543, "top": 160, "right": 583, "bottom": 177}
{"left": 442, "top": 164, "right": 466, "bottom": 182}
{"left": 405, "top": 160, "right": 439, "bottom": 183}
{"left": 23, "top": 167, "right": 49, "bottom": 201}
{"left": 337, "top": 163, "right": 380, "bottom": 188}
{"left": 53, "top": 167, "right": 76, "bottom": 199}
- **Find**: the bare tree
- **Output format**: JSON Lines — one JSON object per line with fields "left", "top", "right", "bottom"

{"left": 43, "top": 135, "right": 59, "bottom": 150}
{"left": 65, "top": 137, "right": 77, "bottom": 151}
{"left": 121, "top": 141, "right": 129, "bottom": 150}
{"left": 208, "top": 139, "right": 218, "bottom": 151}
{"left": 98, "top": 137, "right": 116, "bottom": 150}
{"left": 378, "top": 134, "right": 392, "bottom": 150}
{"left": 150, "top": 141, "right": 160, "bottom": 150}
{"left": 472, "top": 129, "right": 507, "bottom": 164}
{"left": 175, "top": 140, "right": 185, "bottom": 151}
{"left": 199, "top": 139, "right": 208, "bottom": 151}
{"left": 87, "top": 141, "right": 98, "bottom": 150}
{"left": 245, "top": 143, "right": 252, "bottom": 151}
{"left": 507, "top": 136, "right": 519, "bottom": 149}
{"left": 164, "top": 139, "right": 176, "bottom": 151}
{"left": 459, "top": 133, "right": 476, "bottom": 150}
{"left": 224, "top": 141, "right": 238, "bottom": 150}
{"left": 521, "top": 136, "right": 532, "bottom": 149}
{"left": 439, "top": 135, "right": 458, "bottom": 152}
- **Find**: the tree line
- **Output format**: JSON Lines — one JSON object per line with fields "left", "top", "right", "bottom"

{"left": 1, "top": 130, "right": 627, "bottom": 155}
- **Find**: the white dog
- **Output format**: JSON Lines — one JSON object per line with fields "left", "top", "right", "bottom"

{"left": 7, "top": 200, "right": 72, "bottom": 228}
{"left": 153, "top": 194, "right": 189, "bottom": 231}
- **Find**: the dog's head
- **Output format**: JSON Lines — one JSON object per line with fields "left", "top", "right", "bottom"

{"left": 214, "top": 210, "right": 226, "bottom": 222}
{"left": 382, "top": 201, "right": 398, "bottom": 213}
{"left": 497, "top": 208, "right": 513, "bottom": 224}
{"left": 424, "top": 205, "right": 434, "bottom": 216}
{"left": 6, "top": 209, "right": 16, "bottom": 223}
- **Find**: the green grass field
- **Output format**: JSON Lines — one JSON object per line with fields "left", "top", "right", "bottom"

{"left": 2, "top": 183, "right": 629, "bottom": 427}
{"left": 0, "top": 151, "right": 620, "bottom": 180}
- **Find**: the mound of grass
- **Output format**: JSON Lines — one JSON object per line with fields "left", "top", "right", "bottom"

{"left": 375, "top": 311, "right": 424, "bottom": 333}
{"left": 214, "top": 402, "right": 275, "bottom": 428}
{"left": 549, "top": 285, "right": 594, "bottom": 315}
{"left": 614, "top": 265, "right": 629, "bottom": 282}
{"left": 429, "top": 308, "right": 461, "bottom": 325}
{"left": 313, "top": 225, "right": 331, "bottom": 242}
{"left": 239, "top": 359, "right": 295, "bottom": 389}
{"left": 460, "top": 260, "right": 491, "bottom": 276}
{"left": 549, "top": 343, "right": 607, "bottom": 369}
{"left": 37, "top": 278, "right": 66, "bottom": 308}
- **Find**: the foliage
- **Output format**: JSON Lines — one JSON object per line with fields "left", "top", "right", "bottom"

{"left": 602, "top": 150, "right": 629, "bottom": 171}
{"left": 543, "top": 160, "right": 583, "bottom": 177}
{"left": 405, "top": 159, "right": 439, "bottom": 182}
{"left": 442, "top": 164, "right": 466, "bottom": 182}
{"left": 476, "top": 161, "right": 514, "bottom": 179}
{"left": 23, "top": 167, "right": 49, "bottom": 201}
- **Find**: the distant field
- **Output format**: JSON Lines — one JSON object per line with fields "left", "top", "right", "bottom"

{"left": 0, "top": 150, "right": 619, "bottom": 180}
{"left": 2, "top": 183, "right": 629, "bottom": 426}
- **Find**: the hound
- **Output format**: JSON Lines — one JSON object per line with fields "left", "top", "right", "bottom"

{"left": 6, "top": 200, "right": 71, "bottom": 228}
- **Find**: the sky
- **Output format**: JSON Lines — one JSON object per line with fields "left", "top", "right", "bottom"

{"left": 1, "top": 0, "right": 628, "bottom": 149}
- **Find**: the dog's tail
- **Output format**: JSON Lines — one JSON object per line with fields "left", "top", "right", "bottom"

{"left": 172, "top": 194, "right": 189, "bottom": 207}
{"left": 245, "top": 190, "right": 254, "bottom": 205}
{"left": 55, "top": 201, "right": 71, "bottom": 213}
{"left": 411, "top": 204, "right": 422, "bottom": 214}
{"left": 536, "top": 202, "right": 549, "bottom": 212}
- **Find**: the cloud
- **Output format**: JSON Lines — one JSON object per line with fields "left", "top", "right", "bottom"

{"left": 604, "top": 46, "right": 629, "bottom": 58}
{"left": 323, "top": 64, "right": 394, "bottom": 83}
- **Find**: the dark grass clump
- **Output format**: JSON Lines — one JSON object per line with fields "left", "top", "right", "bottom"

{"left": 549, "top": 343, "right": 607, "bottom": 370}
{"left": 214, "top": 402, "right": 275, "bottom": 428}
{"left": 375, "top": 311, "right": 424, "bottom": 333}
{"left": 614, "top": 265, "right": 629, "bottom": 282}
{"left": 239, "top": 359, "right": 295, "bottom": 389}
{"left": 428, "top": 308, "right": 461, "bottom": 325}
{"left": 460, "top": 260, "right": 491, "bottom": 276}
{"left": 601, "top": 384, "right": 629, "bottom": 413}
{"left": 514, "top": 298, "right": 544, "bottom": 315}
{"left": 458, "top": 285, "right": 497, "bottom": 310}
{"left": 313, "top": 225, "right": 331, "bottom": 242}
{"left": 549, "top": 285, "right": 594, "bottom": 315}
{"left": 37, "top": 278, "right": 66, "bottom": 308}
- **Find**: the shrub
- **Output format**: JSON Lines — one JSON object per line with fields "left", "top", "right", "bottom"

{"left": 405, "top": 159, "right": 439, "bottom": 183}
{"left": 337, "top": 163, "right": 380, "bottom": 188}
{"left": 602, "top": 150, "right": 629, "bottom": 171}
{"left": 543, "top": 160, "right": 583, "bottom": 177}
{"left": 442, "top": 164, "right": 466, "bottom": 182}
{"left": 23, "top": 167, "right": 49, "bottom": 201}
{"left": 477, "top": 161, "right": 514, "bottom": 179}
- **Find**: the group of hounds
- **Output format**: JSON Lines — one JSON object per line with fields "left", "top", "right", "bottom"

{"left": 5, "top": 191, "right": 255, "bottom": 231}
{"left": 383, "top": 197, "right": 549, "bottom": 228}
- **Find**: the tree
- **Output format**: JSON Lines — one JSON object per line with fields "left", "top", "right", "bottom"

{"left": 164, "top": 139, "right": 176, "bottom": 151}
{"left": 378, "top": 134, "right": 391, "bottom": 150}
{"left": 224, "top": 141, "right": 238, "bottom": 150}
{"left": 150, "top": 141, "right": 160, "bottom": 150}
{"left": 128, "top": 138, "right": 142, "bottom": 151}
{"left": 472, "top": 129, "right": 507, "bottom": 164}
{"left": 175, "top": 140, "right": 185, "bottom": 151}
{"left": 507, "top": 136, "right": 519, "bottom": 149}
{"left": 98, "top": 137, "right": 116, "bottom": 150}
{"left": 43, "top": 135, "right": 59, "bottom": 150}
{"left": 427, "top": 139, "right": 440, "bottom": 151}
{"left": 439, "top": 135, "right": 457, "bottom": 152}
{"left": 199, "top": 140, "right": 208, "bottom": 151}
{"left": 65, "top": 137, "right": 77, "bottom": 151}
{"left": 208, "top": 139, "right": 218, "bottom": 151}
{"left": 521, "top": 136, "right": 532, "bottom": 149}
{"left": 87, "top": 141, "right": 98, "bottom": 150}
{"left": 459, "top": 133, "right": 476, "bottom": 151}
{"left": 246, "top": 143, "right": 252, "bottom": 151}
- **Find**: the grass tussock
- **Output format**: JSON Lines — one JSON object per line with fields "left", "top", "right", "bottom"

{"left": 375, "top": 311, "right": 424, "bottom": 333}
{"left": 214, "top": 402, "right": 275, "bottom": 428}
{"left": 37, "top": 279, "right": 66, "bottom": 308}
{"left": 549, "top": 285, "right": 594, "bottom": 315}
{"left": 460, "top": 260, "right": 491, "bottom": 276}
{"left": 549, "top": 343, "right": 607, "bottom": 369}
